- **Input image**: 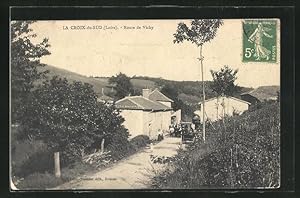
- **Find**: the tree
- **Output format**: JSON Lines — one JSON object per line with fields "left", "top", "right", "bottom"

{"left": 20, "top": 76, "right": 129, "bottom": 164}
{"left": 90, "top": 102, "right": 130, "bottom": 154}
{"left": 20, "top": 77, "right": 96, "bottom": 161}
{"left": 11, "top": 21, "right": 51, "bottom": 123}
{"left": 109, "top": 73, "right": 133, "bottom": 99}
{"left": 161, "top": 84, "right": 180, "bottom": 110}
{"left": 173, "top": 19, "right": 223, "bottom": 142}
{"left": 210, "top": 65, "right": 239, "bottom": 96}
{"left": 161, "top": 84, "right": 195, "bottom": 121}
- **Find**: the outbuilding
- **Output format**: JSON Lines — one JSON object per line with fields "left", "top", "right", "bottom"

{"left": 194, "top": 96, "right": 250, "bottom": 122}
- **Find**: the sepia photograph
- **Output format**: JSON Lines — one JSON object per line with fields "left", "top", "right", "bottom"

{"left": 10, "top": 18, "right": 280, "bottom": 190}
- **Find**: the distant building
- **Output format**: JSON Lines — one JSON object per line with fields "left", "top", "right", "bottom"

{"left": 115, "top": 89, "right": 173, "bottom": 139}
{"left": 240, "top": 86, "right": 280, "bottom": 105}
{"left": 194, "top": 96, "right": 250, "bottom": 122}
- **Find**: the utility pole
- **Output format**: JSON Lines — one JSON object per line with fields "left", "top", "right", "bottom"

{"left": 173, "top": 19, "right": 223, "bottom": 143}
{"left": 199, "top": 44, "right": 206, "bottom": 142}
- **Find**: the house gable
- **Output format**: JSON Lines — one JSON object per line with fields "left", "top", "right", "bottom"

{"left": 196, "top": 96, "right": 250, "bottom": 122}
{"left": 149, "top": 89, "right": 174, "bottom": 103}
{"left": 198, "top": 96, "right": 250, "bottom": 105}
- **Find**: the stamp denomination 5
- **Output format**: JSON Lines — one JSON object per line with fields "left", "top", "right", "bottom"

{"left": 242, "top": 20, "right": 277, "bottom": 63}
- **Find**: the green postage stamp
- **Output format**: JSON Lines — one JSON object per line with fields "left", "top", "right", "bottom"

{"left": 243, "top": 20, "right": 277, "bottom": 62}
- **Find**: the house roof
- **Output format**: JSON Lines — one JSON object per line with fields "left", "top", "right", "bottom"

{"left": 149, "top": 89, "right": 174, "bottom": 102}
{"left": 240, "top": 86, "right": 279, "bottom": 102}
{"left": 115, "top": 96, "right": 172, "bottom": 111}
{"left": 198, "top": 96, "right": 251, "bottom": 105}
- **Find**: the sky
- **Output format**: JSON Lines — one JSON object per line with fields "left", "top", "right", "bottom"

{"left": 31, "top": 19, "right": 280, "bottom": 88}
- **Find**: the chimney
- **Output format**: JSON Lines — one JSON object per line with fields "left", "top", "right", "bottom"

{"left": 142, "top": 89, "right": 150, "bottom": 99}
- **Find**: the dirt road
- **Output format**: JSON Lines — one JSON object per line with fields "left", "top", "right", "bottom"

{"left": 55, "top": 137, "right": 182, "bottom": 189}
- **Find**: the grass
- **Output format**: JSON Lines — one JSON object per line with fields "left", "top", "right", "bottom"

{"left": 38, "top": 65, "right": 157, "bottom": 98}
{"left": 151, "top": 101, "right": 280, "bottom": 189}
{"left": 15, "top": 161, "right": 97, "bottom": 190}
{"left": 16, "top": 172, "right": 64, "bottom": 189}
{"left": 37, "top": 65, "right": 110, "bottom": 97}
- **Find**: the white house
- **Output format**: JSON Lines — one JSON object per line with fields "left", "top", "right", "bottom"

{"left": 195, "top": 96, "right": 251, "bottom": 122}
{"left": 148, "top": 88, "right": 181, "bottom": 125}
{"left": 115, "top": 89, "right": 173, "bottom": 140}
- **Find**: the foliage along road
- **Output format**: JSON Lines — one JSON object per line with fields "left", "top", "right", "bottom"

{"left": 54, "top": 137, "right": 182, "bottom": 189}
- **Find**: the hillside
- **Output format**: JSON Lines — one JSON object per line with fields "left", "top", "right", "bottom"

{"left": 38, "top": 65, "right": 159, "bottom": 97}
{"left": 38, "top": 65, "right": 254, "bottom": 120}
{"left": 38, "top": 65, "right": 109, "bottom": 97}
{"left": 241, "top": 85, "right": 280, "bottom": 101}
{"left": 152, "top": 101, "right": 280, "bottom": 188}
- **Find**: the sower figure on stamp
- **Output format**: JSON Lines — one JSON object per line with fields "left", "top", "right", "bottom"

{"left": 248, "top": 22, "right": 273, "bottom": 61}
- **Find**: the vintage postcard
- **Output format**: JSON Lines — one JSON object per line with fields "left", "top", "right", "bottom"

{"left": 10, "top": 19, "right": 280, "bottom": 190}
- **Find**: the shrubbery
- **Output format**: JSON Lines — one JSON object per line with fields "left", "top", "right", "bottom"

{"left": 11, "top": 75, "right": 151, "bottom": 188}
{"left": 152, "top": 101, "right": 280, "bottom": 189}
{"left": 19, "top": 76, "right": 129, "bottom": 164}
{"left": 11, "top": 125, "right": 50, "bottom": 177}
{"left": 105, "top": 138, "right": 131, "bottom": 160}
{"left": 129, "top": 135, "right": 150, "bottom": 150}
{"left": 12, "top": 76, "right": 131, "bottom": 189}
{"left": 107, "top": 135, "right": 150, "bottom": 160}
{"left": 13, "top": 150, "right": 53, "bottom": 178}
{"left": 60, "top": 161, "right": 96, "bottom": 181}
{"left": 81, "top": 135, "right": 150, "bottom": 169}
{"left": 17, "top": 172, "right": 64, "bottom": 189}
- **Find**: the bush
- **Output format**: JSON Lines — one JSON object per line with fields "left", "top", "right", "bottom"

{"left": 17, "top": 172, "right": 63, "bottom": 189}
{"left": 15, "top": 161, "right": 97, "bottom": 189}
{"left": 20, "top": 77, "right": 130, "bottom": 164}
{"left": 82, "top": 151, "right": 112, "bottom": 169}
{"left": 11, "top": 141, "right": 46, "bottom": 175}
{"left": 60, "top": 161, "right": 96, "bottom": 181}
{"left": 129, "top": 135, "right": 150, "bottom": 150}
{"left": 106, "top": 133, "right": 132, "bottom": 160}
{"left": 13, "top": 150, "right": 53, "bottom": 178}
{"left": 152, "top": 102, "right": 280, "bottom": 189}
{"left": 106, "top": 134, "right": 150, "bottom": 161}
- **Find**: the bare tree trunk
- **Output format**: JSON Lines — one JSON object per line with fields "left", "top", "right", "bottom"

{"left": 54, "top": 152, "right": 61, "bottom": 178}
{"left": 100, "top": 138, "right": 105, "bottom": 154}
{"left": 200, "top": 45, "right": 206, "bottom": 142}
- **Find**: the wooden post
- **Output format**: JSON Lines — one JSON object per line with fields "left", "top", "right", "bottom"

{"left": 100, "top": 138, "right": 105, "bottom": 154}
{"left": 54, "top": 152, "right": 61, "bottom": 178}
